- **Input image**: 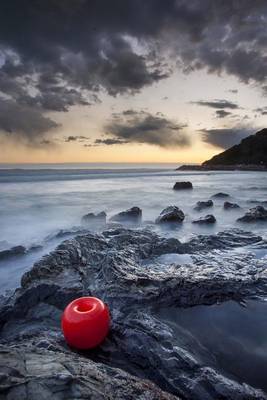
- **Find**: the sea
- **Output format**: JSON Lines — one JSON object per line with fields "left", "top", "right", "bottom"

{"left": 0, "top": 163, "right": 266, "bottom": 292}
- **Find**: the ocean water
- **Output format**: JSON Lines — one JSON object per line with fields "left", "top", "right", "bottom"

{"left": 0, "top": 163, "right": 266, "bottom": 291}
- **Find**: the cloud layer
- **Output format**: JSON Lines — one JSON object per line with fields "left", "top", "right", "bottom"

{"left": 201, "top": 127, "right": 253, "bottom": 149}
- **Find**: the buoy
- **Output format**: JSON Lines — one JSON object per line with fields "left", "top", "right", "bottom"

{"left": 61, "top": 296, "right": 110, "bottom": 349}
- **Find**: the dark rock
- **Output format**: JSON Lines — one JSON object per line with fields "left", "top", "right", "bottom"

{"left": 81, "top": 211, "right": 106, "bottom": 225}
{"left": 0, "top": 228, "right": 267, "bottom": 400}
{"left": 194, "top": 200, "right": 213, "bottom": 211}
{"left": 173, "top": 181, "right": 193, "bottom": 190}
{"left": 192, "top": 214, "right": 216, "bottom": 224}
{"left": 224, "top": 201, "right": 240, "bottom": 210}
{"left": 155, "top": 206, "right": 185, "bottom": 224}
{"left": 0, "top": 245, "right": 26, "bottom": 260}
{"left": 110, "top": 207, "right": 142, "bottom": 223}
{"left": 237, "top": 206, "right": 267, "bottom": 222}
{"left": 212, "top": 192, "right": 230, "bottom": 198}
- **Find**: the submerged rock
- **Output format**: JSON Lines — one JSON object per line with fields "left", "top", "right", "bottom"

{"left": 194, "top": 200, "right": 213, "bottom": 211}
{"left": 82, "top": 211, "right": 107, "bottom": 225}
{"left": 0, "top": 227, "right": 266, "bottom": 400}
{"left": 173, "top": 181, "right": 193, "bottom": 190}
{"left": 212, "top": 192, "right": 230, "bottom": 198}
{"left": 0, "top": 245, "right": 26, "bottom": 260}
{"left": 155, "top": 206, "right": 185, "bottom": 224}
{"left": 192, "top": 214, "right": 216, "bottom": 224}
{"left": 224, "top": 201, "right": 240, "bottom": 210}
{"left": 238, "top": 206, "right": 267, "bottom": 222}
{"left": 110, "top": 206, "right": 142, "bottom": 223}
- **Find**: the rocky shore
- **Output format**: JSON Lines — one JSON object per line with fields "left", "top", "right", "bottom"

{"left": 0, "top": 224, "right": 267, "bottom": 399}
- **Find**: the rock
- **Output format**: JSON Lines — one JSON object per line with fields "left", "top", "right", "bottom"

{"left": 81, "top": 211, "right": 106, "bottom": 225}
{"left": 110, "top": 207, "right": 142, "bottom": 223}
{"left": 194, "top": 200, "right": 213, "bottom": 211}
{"left": 0, "top": 227, "right": 267, "bottom": 400}
{"left": 173, "top": 181, "right": 193, "bottom": 190}
{"left": 155, "top": 206, "right": 185, "bottom": 224}
{"left": 237, "top": 206, "right": 267, "bottom": 222}
{"left": 192, "top": 214, "right": 216, "bottom": 224}
{"left": 212, "top": 192, "right": 230, "bottom": 198}
{"left": 0, "top": 245, "right": 26, "bottom": 260}
{"left": 224, "top": 201, "right": 240, "bottom": 210}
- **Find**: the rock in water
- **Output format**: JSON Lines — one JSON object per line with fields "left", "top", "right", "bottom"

{"left": 110, "top": 206, "right": 142, "bottom": 223}
{"left": 194, "top": 200, "right": 213, "bottom": 211}
{"left": 192, "top": 214, "right": 216, "bottom": 224}
{"left": 173, "top": 181, "right": 193, "bottom": 190}
{"left": 155, "top": 206, "right": 185, "bottom": 224}
{"left": 212, "top": 192, "right": 230, "bottom": 198}
{"left": 0, "top": 245, "right": 26, "bottom": 260}
{"left": 224, "top": 201, "right": 240, "bottom": 210}
{"left": 82, "top": 211, "right": 106, "bottom": 225}
{"left": 237, "top": 206, "right": 267, "bottom": 222}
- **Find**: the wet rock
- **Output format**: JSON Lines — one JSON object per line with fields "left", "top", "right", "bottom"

{"left": 81, "top": 211, "right": 106, "bottom": 225}
{"left": 110, "top": 207, "right": 142, "bottom": 223}
{"left": 192, "top": 214, "right": 216, "bottom": 224}
{"left": 0, "top": 245, "right": 26, "bottom": 260}
{"left": 212, "top": 192, "right": 230, "bottom": 198}
{"left": 173, "top": 181, "right": 193, "bottom": 190}
{"left": 0, "top": 227, "right": 267, "bottom": 400}
{"left": 155, "top": 206, "right": 185, "bottom": 224}
{"left": 237, "top": 206, "right": 267, "bottom": 222}
{"left": 194, "top": 200, "right": 213, "bottom": 211}
{"left": 224, "top": 201, "right": 240, "bottom": 209}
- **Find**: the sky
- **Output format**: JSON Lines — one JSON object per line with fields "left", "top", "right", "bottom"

{"left": 0, "top": 0, "right": 266, "bottom": 164}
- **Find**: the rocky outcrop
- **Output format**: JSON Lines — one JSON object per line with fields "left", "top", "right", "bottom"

{"left": 237, "top": 206, "right": 267, "bottom": 222}
{"left": 155, "top": 206, "right": 185, "bottom": 224}
{"left": 194, "top": 200, "right": 213, "bottom": 211}
{"left": 203, "top": 129, "right": 267, "bottom": 167}
{"left": 212, "top": 192, "right": 229, "bottom": 198}
{"left": 110, "top": 207, "right": 142, "bottom": 223}
{"left": 82, "top": 211, "right": 106, "bottom": 225}
{"left": 0, "top": 227, "right": 266, "bottom": 400}
{"left": 173, "top": 181, "right": 193, "bottom": 190}
{"left": 192, "top": 214, "right": 216, "bottom": 224}
{"left": 224, "top": 201, "right": 240, "bottom": 209}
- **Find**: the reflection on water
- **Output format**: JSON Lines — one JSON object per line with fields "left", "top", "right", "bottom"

{"left": 154, "top": 300, "right": 267, "bottom": 392}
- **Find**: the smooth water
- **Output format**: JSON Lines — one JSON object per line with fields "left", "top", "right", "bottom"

{"left": 0, "top": 164, "right": 266, "bottom": 291}
{"left": 154, "top": 300, "right": 267, "bottom": 392}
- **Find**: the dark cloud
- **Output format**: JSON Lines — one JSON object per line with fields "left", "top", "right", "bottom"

{"left": 254, "top": 107, "right": 267, "bottom": 115}
{"left": 201, "top": 127, "right": 254, "bottom": 149}
{"left": 192, "top": 99, "right": 239, "bottom": 109}
{"left": 0, "top": 98, "right": 58, "bottom": 142}
{"left": 0, "top": 0, "right": 266, "bottom": 143}
{"left": 228, "top": 89, "right": 238, "bottom": 94}
{"left": 215, "top": 110, "right": 232, "bottom": 118}
{"left": 65, "top": 135, "right": 89, "bottom": 142}
{"left": 95, "top": 138, "right": 128, "bottom": 145}
{"left": 103, "top": 111, "right": 190, "bottom": 148}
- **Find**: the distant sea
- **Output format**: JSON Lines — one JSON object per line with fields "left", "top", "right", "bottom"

{"left": 0, "top": 163, "right": 266, "bottom": 291}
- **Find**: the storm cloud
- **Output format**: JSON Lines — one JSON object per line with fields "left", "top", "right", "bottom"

{"left": 201, "top": 127, "right": 253, "bottom": 149}
{"left": 103, "top": 111, "right": 190, "bottom": 148}
{"left": 0, "top": 0, "right": 266, "bottom": 143}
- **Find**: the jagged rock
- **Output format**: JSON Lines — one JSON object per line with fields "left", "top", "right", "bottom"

{"left": 192, "top": 214, "right": 216, "bottom": 224}
{"left": 0, "top": 227, "right": 267, "bottom": 400}
{"left": 81, "top": 211, "right": 106, "bottom": 225}
{"left": 173, "top": 181, "right": 193, "bottom": 190}
{"left": 237, "top": 206, "right": 267, "bottom": 222}
{"left": 155, "top": 206, "right": 185, "bottom": 224}
{"left": 212, "top": 192, "right": 230, "bottom": 198}
{"left": 224, "top": 201, "right": 240, "bottom": 209}
{"left": 194, "top": 200, "right": 213, "bottom": 211}
{"left": 0, "top": 245, "right": 26, "bottom": 260}
{"left": 110, "top": 207, "right": 142, "bottom": 223}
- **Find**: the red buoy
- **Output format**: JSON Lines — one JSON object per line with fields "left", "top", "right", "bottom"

{"left": 61, "top": 297, "right": 110, "bottom": 349}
